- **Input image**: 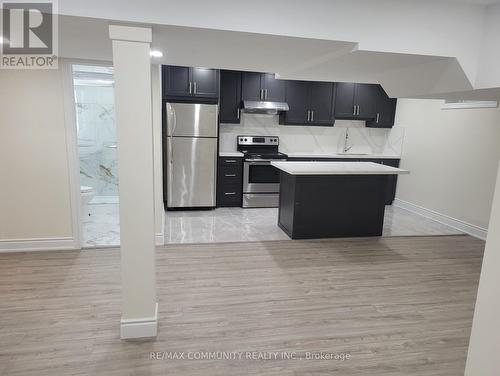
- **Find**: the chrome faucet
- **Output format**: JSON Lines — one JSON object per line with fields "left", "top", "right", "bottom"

{"left": 343, "top": 129, "right": 352, "bottom": 153}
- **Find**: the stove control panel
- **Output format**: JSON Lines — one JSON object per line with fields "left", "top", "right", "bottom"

{"left": 237, "top": 136, "right": 279, "bottom": 146}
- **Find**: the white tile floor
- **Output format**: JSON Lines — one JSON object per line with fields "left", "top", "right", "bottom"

{"left": 83, "top": 204, "right": 463, "bottom": 248}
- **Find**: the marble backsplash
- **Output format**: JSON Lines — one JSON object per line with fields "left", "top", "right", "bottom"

{"left": 219, "top": 113, "right": 404, "bottom": 156}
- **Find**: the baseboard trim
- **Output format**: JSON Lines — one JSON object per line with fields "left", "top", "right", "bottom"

{"left": 0, "top": 237, "right": 79, "bottom": 253}
{"left": 120, "top": 302, "right": 158, "bottom": 339}
{"left": 155, "top": 232, "right": 164, "bottom": 246}
{"left": 393, "top": 199, "right": 488, "bottom": 240}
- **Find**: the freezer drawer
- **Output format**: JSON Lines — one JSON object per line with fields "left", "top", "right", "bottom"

{"left": 166, "top": 102, "right": 218, "bottom": 138}
{"left": 167, "top": 137, "right": 217, "bottom": 208}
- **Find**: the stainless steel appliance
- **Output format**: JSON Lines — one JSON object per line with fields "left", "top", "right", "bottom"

{"left": 165, "top": 102, "right": 218, "bottom": 209}
{"left": 242, "top": 101, "right": 289, "bottom": 115}
{"left": 237, "top": 136, "right": 287, "bottom": 208}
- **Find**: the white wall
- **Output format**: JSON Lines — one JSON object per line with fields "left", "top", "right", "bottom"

{"left": 395, "top": 99, "right": 500, "bottom": 231}
{"left": 475, "top": 3, "right": 500, "bottom": 89}
{"left": 0, "top": 68, "right": 73, "bottom": 241}
{"left": 0, "top": 62, "right": 165, "bottom": 250}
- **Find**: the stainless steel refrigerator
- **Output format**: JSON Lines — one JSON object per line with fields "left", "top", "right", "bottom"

{"left": 165, "top": 102, "right": 218, "bottom": 209}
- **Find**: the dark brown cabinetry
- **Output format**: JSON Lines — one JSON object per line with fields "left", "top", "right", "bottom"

{"left": 334, "top": 82, "right": 378, "bottom": 120}
{"left": 286, "top": 157, "right": 400, "bottom": 205}
{"left": 241, "top": 72, "right": 285, "bottom": 102}
{"left": 162, "top": 65, "right": 219, "bottom": 102}
{"left": 366, "top": 86, "right": 397, "bottom": 128}
{"left": 217, "top": 157, "right": 243, "bottom": 207}
{"left": 219, "top": 70, "right": 242, "bottom": 123}
{"left": 279, "top": 81, "right": 335, "bottom": 126}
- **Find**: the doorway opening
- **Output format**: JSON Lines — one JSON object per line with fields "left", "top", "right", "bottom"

{"left": 72, "top": 64, "right": 120, "bottom": 247}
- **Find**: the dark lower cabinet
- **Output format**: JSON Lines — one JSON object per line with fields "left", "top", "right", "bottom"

{"left": 217, "top": 157, "right": 243, "bottom": 207}
{"left": 162, "top": 65, "right": 219, "bottom": 102}
{"left": 287, "top": 157, "right": 400, "bottom": 205}
{"left": 220, "top": 70, "right": 242, "bottom": 123}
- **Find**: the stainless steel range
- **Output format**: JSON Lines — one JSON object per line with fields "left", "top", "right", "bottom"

{"left": 237, "top": 136, "right": 288, "bottom": 208}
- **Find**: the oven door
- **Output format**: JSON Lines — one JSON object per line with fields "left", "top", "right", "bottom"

{"left": 243, "top": 160, "right": 281, "bottom": 193}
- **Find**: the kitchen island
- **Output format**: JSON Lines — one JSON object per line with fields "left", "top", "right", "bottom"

{"left": 271, "top": 161, "right": 409, "bottom": 239}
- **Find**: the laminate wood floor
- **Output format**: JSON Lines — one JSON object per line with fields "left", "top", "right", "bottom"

{"left": 0, "top": 235, "right": 484, "bottom": 375}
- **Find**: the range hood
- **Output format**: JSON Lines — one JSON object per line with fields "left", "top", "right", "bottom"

{"left": 242, "top": 100, "right": 289, "bottom": 115}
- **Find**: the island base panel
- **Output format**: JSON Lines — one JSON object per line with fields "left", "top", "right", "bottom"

{"left": 278, "top": 172, "right": 387, "bottom": 239}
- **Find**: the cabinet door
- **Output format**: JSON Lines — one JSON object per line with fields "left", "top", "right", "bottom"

{"left": 191, "top": 67, "right": 219, "bottom": 99}
{"left": 241, "top": 71, "right": 263, "bottom": 101}
{"left": 162, "top": 65, "right": 190, "bottom": 98}
{"left": 261, "top": 73, "right": 286, "bottom": 102}
{"left": 366, "top": 86, "right": 397, "bottom": 128}
{"left": 309, "top": 82, "right": 334, "bottom": 126}
{"left": 334, "top": 82, "right": 356, "bottom": 118}
{"left": 355, "top": 84, "right": 378, "bottom": 119}
{"left": 219, "top": 70, "right": 242, "bottom": 124}
{"left": 280, "top": 80, "right": 310, "bottom": 125}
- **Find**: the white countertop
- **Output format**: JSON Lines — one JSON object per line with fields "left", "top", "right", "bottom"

{"left": 271, "top": 161, "right": 410, "bottom": 175}
{"left": 219, "top": 151, "right": 400, "bottom": 159}
{"left": 219, "top": 151, "right": 244, "bottom": 157}
{"left": 285, "top": 153, "right": 401, "bottom": 159}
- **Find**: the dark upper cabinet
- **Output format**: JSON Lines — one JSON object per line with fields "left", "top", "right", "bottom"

{"left": 355, "top": 84, "right": 378, "bottom": 119}
{"left": 366, "top": 86, "right": 397, "bottom": 128}
{"left": 333, "top": 82, "right": 356, "bottom": 118}
{"left": 219, "top": 70, "right": 242, "bottom": 124}
{"left": 241, "top": 72, "right": 263, "bottom": 101}
{"left": 334, "top": 82, "right": 378, "bottom": 120}
{"left": 162, "top": 65, "right": 219, "bottom": 102}
{"left": 163, "top": 65, "right": 191, "bottom": 97}
{"left": 261, "top": 73, "right": 285, "bottom": 102}
{"left": 191, "top": 67, "right": 219, "bottom": 98}
{"left": 308, "top": 82, "right": 335, "bottom": 125}
{"left": 280, "top": 80, "right": 334, "bottom": 126}
{"left": 281, "top": 80, "right": 310, "bottom": 124}
{"left": 241, "top": 71, "right": 285, "bottom": 102}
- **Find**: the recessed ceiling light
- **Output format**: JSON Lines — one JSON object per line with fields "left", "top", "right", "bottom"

{"left": 0, "top": 36, "right": 6, "bottom": 45}
{"left": 150, "top": 50, "right": 163, "bottom": 58}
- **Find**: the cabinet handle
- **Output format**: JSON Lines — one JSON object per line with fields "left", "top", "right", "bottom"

{"left": 376, "top": 113, "right": 380, "bottom": 123}
{"left": 193, "top": 81, "right": 197, "bottom": 94}
{"left": 225, "top": 192, "right": 236, "bottom": 195}
{"left": 264, "top": 89, "right": 268, "bottom": 100}
{"left": 237, "top": 107, "right": 240, "bottom": 120}
{"left": 188, "top": 82, "right": 192, "bottom": 94}
{"left": 225, "top": 174, "right": 236, "bottom": 177}
{"left": 353, "top": 105, "right": 356, "bottom": 116}
{"left": 307, "top": 110, "right": 310, "bottom": 121}
{"left": 259, "top": 89, "right": 263, "bottom": 100}
{"left": 357, "top": 105, "right": 360, "bottom": 116}
{"left": 311, "top": 111, "right": 314, "bottom": 122}
{"left": 225, "top": 159, "right": 237, "bottom": 163}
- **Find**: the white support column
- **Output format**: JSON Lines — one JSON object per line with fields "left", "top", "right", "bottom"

{"left": 465, "top": 163, "right": 500, "bottom": 375}
{"left": 109, "top": 25, "right": 158, "bottom": 339}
